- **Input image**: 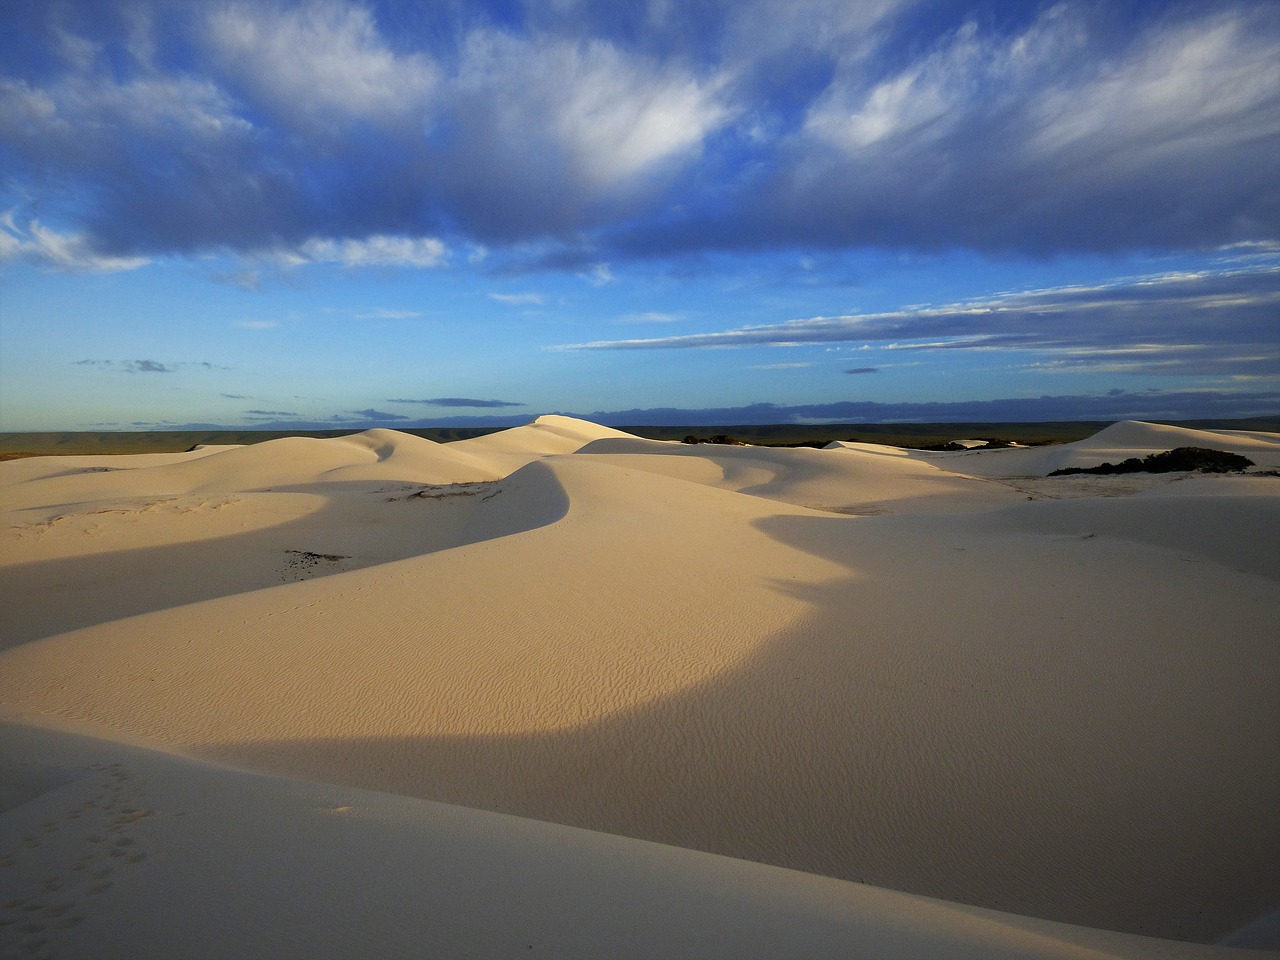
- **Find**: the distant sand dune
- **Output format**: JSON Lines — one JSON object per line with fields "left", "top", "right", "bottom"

{"left": 941, "top": 420, "right": 1280, "bottom": 478}
{"left": 1, "top": 417, "right": 1277, "bottom": 957}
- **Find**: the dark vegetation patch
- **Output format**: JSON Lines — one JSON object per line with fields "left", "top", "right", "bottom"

{"left": 1048, "top": 447, "right": 1255, "bottom": 476}
{"left": 919, "top": 438, "right": 1020, "bottom": 451}
{"left": 281, "top": 549, "right": 351, "bottom": 582}
{"left": 680, "top": 434, "right": 749, "bottom": 445}
{"left": 285, "top": 549, "right": 350, "bottom": 563}
{"left": 386, "top": 482, "right": 500, "bottom": 502}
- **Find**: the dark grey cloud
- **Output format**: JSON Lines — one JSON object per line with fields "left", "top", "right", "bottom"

{"left": 388, "top": 397, "right": 526, "bottom": 408}
{"left": 129, "top": 359, "right": 172, "bottom": 373}
{"left": 75, "top": 359, "right": 173, "bottom": 373}
{"left": 844, "top": 367, "right": 878, "bottom": 375}
{"left": 350, "top": 408, "right": 410, "bottom": 421}
{"left": 73, "top": 359, "right": 224, "bottom": 374}
{"left": 562, "top": 390, "right": 1280, "bottom": 426}
{"left": 562, "top": 264, "right": 1280, "bottom": 378}
{"left": 3, "top": 1, "right": 1275, "bottom": 265}
{"left": 245, "top": 409, "right": 298, "bottom": 417}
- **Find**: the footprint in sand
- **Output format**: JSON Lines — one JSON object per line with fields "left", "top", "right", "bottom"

{"left": 0, "top": 761, "right": 156, "bottom": 960}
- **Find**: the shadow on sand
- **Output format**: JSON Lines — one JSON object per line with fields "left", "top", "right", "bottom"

{"left": 196, "top": 510, "right": 1279, "bottom": 945}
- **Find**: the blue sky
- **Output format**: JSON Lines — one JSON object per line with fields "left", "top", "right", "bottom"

{"left": 1, "top": 0, "right": 1277, "bottom": 430}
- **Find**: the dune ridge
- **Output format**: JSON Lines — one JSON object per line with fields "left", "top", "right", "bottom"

{"left": 1, "top": 417, "right": 1277, "bottom": 957}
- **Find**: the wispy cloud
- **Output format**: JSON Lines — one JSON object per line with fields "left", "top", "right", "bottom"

{"left": 1, "top": 214, "right": 149, "bottom": 272}
{"left": 353, "top": 308, "right": 425, "bottom": 320}
{"left": 387, "top": 397, "right": 525, "bottom": 408}
{"left": 74, "top": 359, "right": 227, "bottom": 373}
{"left": 76, "top": 358, "right": 172, "bottom": 373}
{"left": 204, "top": 2, "right": 438, "bottom": 136}
{"left": 561, "top": 390, "right": 1280, "bottom": 425}
{"left": 844, "top": 367, "right": 879, "bottom": 374}
{"left": 619, "top": 311, "right": 682, "bottom": 324}
{"left": 559, "top": 264, "right": 1280, "bottom": 378}
{"left": 581, "top": 263, "right": 615, "bottom": 286}
{"left": 285, "top": 235, "right": 448, "bottom": 269}
{"left": 489, "top": 292, "right": 545, "bottom": 307}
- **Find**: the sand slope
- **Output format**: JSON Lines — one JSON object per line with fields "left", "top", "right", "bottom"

{"left": 939, "top": 420, "right": 1280, "bottom": 477}
{"left": 3, "top": 719, "right": 1263, "bottom": 960}
{"left": 575, "top": 436, "right": 1019, "bottom": 513}
{"left": 0, "top": 430, "right": 505, "bottom": 647}
{"left": 2, "top": 417, "right": 1277, "bottom": 956}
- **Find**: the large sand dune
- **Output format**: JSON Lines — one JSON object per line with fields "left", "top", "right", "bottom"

{"left": 2, "top": 416, "right": 1277, "bottom": 958}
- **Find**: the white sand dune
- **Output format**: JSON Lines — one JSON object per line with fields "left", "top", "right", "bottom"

{"left": 1, "top": 417, "right": 1277, "bottom": 958}
{"left": 0, "top": 429, "right": 505, "bottom": 647}
{"left": 940, "top": 420, "right": 1280, "bottom": 478}
{"left": 1, "top": 719, "right": 1253, "bottom": 960}
{"left": 448, "top": 413, "right": 639, "bottom": 472}
{"left": 576, "top": 436, "right": 1019, "bottom": 513}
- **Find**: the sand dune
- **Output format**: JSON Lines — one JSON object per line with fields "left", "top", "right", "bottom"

{"left": 448, "top": 413, "right": 640, "bottom": 472}
{"left": 576, "top": 436, "right": 1019, "bottom": 513}
{"left": 1, "top": 417, "right": 1277, "bottom": 957}
{"left": 3, "top": 719, "right": 1259, "bottom": 960}
{"left": 941, "top": 420, "right": 1280, "bottom": 478}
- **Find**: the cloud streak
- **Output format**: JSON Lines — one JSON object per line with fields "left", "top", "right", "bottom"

{"left": 388, "top": 397, "right": 525, "bottom": 408}
{"left": 559, "top": 264, "right": 1280, "bottom": 378}
{"left": 555, "top": 391, "right": 1280, "bottom": 426}
{"left": 74, "top": 359, "right": 227, "bottom": 373}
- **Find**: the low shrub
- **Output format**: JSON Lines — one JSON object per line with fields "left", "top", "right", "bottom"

{"left": 1049, "top": 446, "right": 1254, "bottom": 476}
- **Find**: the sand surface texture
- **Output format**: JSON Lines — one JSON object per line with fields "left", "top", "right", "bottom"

{"left": 2, "top": 416, "right": 1277, "bottom": 958}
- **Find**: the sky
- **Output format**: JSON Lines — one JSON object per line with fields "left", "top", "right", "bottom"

{"left": 1, "top": 0, "right": 1278, "bottom": 431}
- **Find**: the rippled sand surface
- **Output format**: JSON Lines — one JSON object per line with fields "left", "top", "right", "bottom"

{"left": 2, "top": 417, "right": 1277, "bottom": 958}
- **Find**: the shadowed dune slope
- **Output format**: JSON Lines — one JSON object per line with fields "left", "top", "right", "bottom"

{"left": 575, "top": 436, "right": 1019, "bottom": 513}
{"left": 4, "top": 720, "right": 1259, "bottom": 960}
{"left": 0, "top": 430, "right": 500, "bottom": 515}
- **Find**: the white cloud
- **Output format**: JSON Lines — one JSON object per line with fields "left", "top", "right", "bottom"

{"left": 456, "top": 32, "right": 731, "bottom": 192}
{"left": 618, "top": 311, "right": 682, "bottom": 324}
{"left": 579, "top": 262, "right": 615, "bottom": 286}
{"left": 294, "top": 234, "right": 447, "bottom": 268}
{"left": 801, "top": 4, "right": 1280, "bottom": 186}
{"left": 490, "top": 292, "right": 546, "bottom": 306}
{"left": 353, "top": 308, "right": 425, "bottom": 320}
{"left": 205, "top": 1, "right": 438, "bottom": 132}
{"left": 802, "top": 10, "right": 1077, "bottom": 153}
{"left": 0, "top": 214, "right": 149, "bottom": 272}
{"left": 1028, "top": 13, "right": 1280, "bottom": 168}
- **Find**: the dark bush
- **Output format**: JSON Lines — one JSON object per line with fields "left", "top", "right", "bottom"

{"left": 1049, "top": 447, "right": 1255, "bottom": 476}
{"left": 681, "top": 434, "right": 747, "bottom": 445}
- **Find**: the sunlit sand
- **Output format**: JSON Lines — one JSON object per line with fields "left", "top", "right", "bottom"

{"left": 2, "top": 417, "right": 1277, "bottom": 958}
